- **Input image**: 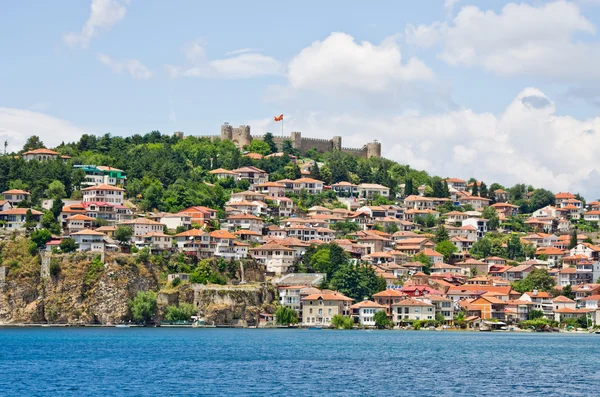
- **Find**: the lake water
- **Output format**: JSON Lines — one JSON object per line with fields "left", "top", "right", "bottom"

{"left": 0, "top": 328, "right": 598, "bottom": 396}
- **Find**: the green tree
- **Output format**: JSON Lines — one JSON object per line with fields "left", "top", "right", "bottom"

{"left": 41, "top": 211, "right": 61, "bottom": 235}
{"left": 129, "top": 291, "right": 157, "bottom": 324}
{"left": 454, "top": 311, "right": 467, "bottom": 329}
{"left": 528, "top": 309, "right": 545, "bottom": 320}
{"left": 512, "top": 268, "right": 556, "bottom": 293}
{"left": 413, "top": 252, "right": 433, "bottom": 273}
{"left": 248, "top": 139, "right": 271, "bottom": 156}
{"left": 435, "top": 311, "right": 446, "bottom": 325}
{"left": 164, "top": 303, "right": 197, "bottom": 322}
{"left": 561, "top": 284, "right": 575, "bottom": 300}
{"left": 506, "top": 234, "right": 522, "bottom": 260}
{"left": 31, "top": 229, "right": 52, "bottom": 248}
{"left": 329, "top": 263, "right": 386, "bottom": 301}
{"left": 114, "top": 226, "right": 134, "bottom": 246}
{"left": 263, "top": 132, "right": 278, "bottom": 154}
{"left": 22, "top": 135, "right": 45, "bottom": 151}
{"left": 434, "top": 225, "right": 449, "bottom": 243}
{"left": 275, "top": 306, "right": 299, "bottom": 325}
{"left": 522, "top": 243, "right": 536, "bottom": 259}
{"left": 59, "top": 237, "right": 77, "bottom": 253}
{"left": 51, "top": 197, "right": 64, "bottom": 218}
{"left": 479, "top": 182, "right": 488, "bottom": 198}
{"left": 404, "top": 178, "right": 413, "bottom": 197}
{"left": 569, "top": 230, "right": 578, "bottom": 249}
{"left": 435, "top": 240, "right": 458, "bottom": 263}
{"left": 46, "top": 180, "right": 66, "bottom": 199}
{"left": 24, "top": 209, "right": 37, "bottom": 232}
{"left": 284, "top": 163, "right": 302, "bottom": 180}
{"left": 374, "top": 310, "right": 392, "bottom": 329}
{"left": 331, "top": 314, "right": 354, "bottom": 329}
{"left": 529, "top": 188, "right": 555, "bottom": 212}
{"left": 471, "top": 182, "right": 479, "bottom": 196}
{"left": 309, "top": 162, "right": 321, "bottom": 180}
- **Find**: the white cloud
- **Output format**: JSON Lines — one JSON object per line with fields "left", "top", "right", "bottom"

{"left": 98, "top": 53, "right": 152, "bottom": 79}
{"left": 167, "top": 40, "right": 281, "bottom": 79}
{"left": 287, "top": 32, "right": 433, "bottom": 95}
{"left": 249, "top": 88, "right": 600, "bottom": 198}
{"left": 64, "top": 0, "right": 130, "bottom": 48}
{"left": 410, "top": 1, "right": 600, "bottom": 80}
{"left": 225, "top": 48, "right": 262, "bottom": 56}
{"left": 0, "top": 108, "right": 86, "bottom": 152}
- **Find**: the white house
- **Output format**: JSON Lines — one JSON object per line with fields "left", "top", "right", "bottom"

{"left": 82, "top": 184, "right": 125, "bottom": 205}
{"left": 250, "top": 241, "right": 296, "bottom": 275}
{"left": 351, "top": 299, "right": 387, "bottom": 326}
{"left": 71, "top": 229, "right": 106, "bottom": 252}
{"left": 357, "top": 183, "right": 390, "bottom": 199}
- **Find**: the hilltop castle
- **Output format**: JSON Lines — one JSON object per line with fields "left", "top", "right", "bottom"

{"left": 217, "top": 123, "right": 381, "bottom": 158}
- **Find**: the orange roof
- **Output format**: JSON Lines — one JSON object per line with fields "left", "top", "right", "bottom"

{"left": 71, "top": 229, "right": 106, "bottom": 236}
{"left": 421, "top": 248, "right": 443, "bottom": 257}
{"left": 392, "top": 298, "right": 433, "bottom": 307}
{"left": 2, "top": 189, "right": 30, "bottom": 195}
{"left": 209, "top": 168, "right": 236, "bottom": 175}
{"left": 373, "top": 289, "right": 408, "bottom": 298}
{"left": 0, "top": 208, "right": 42, "bottom": 215}
{"left": 23, "top": 148, "right": 59, "bottom": 155}
{"left": 250, "top": 241, "right": 294, "bottom": 251}
{"left": 350, "top": 300, "right": 386, "bottom": 309}
{"left": 522, "top": 291, "right": 552, "bottom": 299}
{"left": 552, "top": 295, "right": 575, "bottom": 303}
{"left": 66, "top": 214, "right": 95, "bottom": 221}
{"left": 209, "top": 230, "right": 237, "bottom": 239}
{"left": 82, "top": 184, "right": 124, "bottom": 191}
{"left": 243, "top": 152, "right": 264, "bottom": 160}
{"left": 302, "top": 293, "right": 352, "bottom": 301}
{"left": 555, "top": 192, "right": 576, "bottom": 199}
{"left": 174, "top": 229, "right": 206, "bottom": 237}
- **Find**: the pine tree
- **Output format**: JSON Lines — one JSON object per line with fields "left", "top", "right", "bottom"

{"left": 442, "top": 181, "right": 450, "bottom": 198}
{"left": 405, "top": 178, "right": 413, "bottom": 197}
{"left": 569, "top": 229, "right": 578, "bottom": 249}
{"left": 263, "top": 132, "right": 278, "bottom": 154}
{"left": 479, "top": 182, "right": 488, "bottom": 198}
{"left": 471, "top": 182, "right": 479, "bottom": 196}
{"left": 309, "top": 162, "right": 321, "bottom": 180}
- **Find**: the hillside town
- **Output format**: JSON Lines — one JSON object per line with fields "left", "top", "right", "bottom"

{"left": 1, "top": 135, "right": 600, "bottom": 331}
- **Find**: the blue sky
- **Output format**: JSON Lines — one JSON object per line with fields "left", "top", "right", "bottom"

{"left": 3, "top": 0, "right": 600, "bottom": 197}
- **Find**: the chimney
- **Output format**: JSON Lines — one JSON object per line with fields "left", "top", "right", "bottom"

{"left": 533, "top": 290, "right": 538, "bottom": 296}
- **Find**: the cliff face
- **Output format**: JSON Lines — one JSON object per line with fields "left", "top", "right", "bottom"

{"left": 0, "top": 237, "right": 276, "bottom": 326}
{"left": 0, "top": 245, "right": 161, "bottom": 324}
{"left": 193, "top": 284, "right": 277, "bottom": 326}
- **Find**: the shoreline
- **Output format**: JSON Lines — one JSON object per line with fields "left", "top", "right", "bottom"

{"left": 0, "top": 324, "right": 596, "bottom": 334}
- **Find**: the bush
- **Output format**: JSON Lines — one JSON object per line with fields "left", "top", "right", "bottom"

{"left": 49, "top": 259, "right": 61, "bottom": 277}
{"left": 170, "top": 277, "right": 181, "bottom": 287}
{"left": 129, "top": 291, "right": 157, "bottom": 324}
{"left": 374, "top": 310, "right": 392, "bottom": 329}
{"left": 331, "top": 314, "right": 354, "bottom": 329}
{"left": 59, "top": 238, "right": 78, "bottom": 253}
{"left": 275, "top": 306, "right": 298, "bottom": 325}
{"left": 164, "top": 303, "right": 196, "bottom": 322}
{"left": 84, "top": 256, "right": 104, "bottom": 287}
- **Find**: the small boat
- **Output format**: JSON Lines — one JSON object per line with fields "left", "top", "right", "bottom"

{"left": 115, "top": 325, "right": 130, "bottom": 328}
{"left": 595, "top": 330, "right": 600, "bottom": 334}
{"left": 307, "top": 327, "right": 322, "bottom": 330}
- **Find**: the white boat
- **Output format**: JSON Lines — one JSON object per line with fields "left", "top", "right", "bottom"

{"left": 115, "top": 324, "right": 130, "bottom": 328}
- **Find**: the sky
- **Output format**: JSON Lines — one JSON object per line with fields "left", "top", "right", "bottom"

{"left": 3, "top": 0, "right": 600, "bottom": 197}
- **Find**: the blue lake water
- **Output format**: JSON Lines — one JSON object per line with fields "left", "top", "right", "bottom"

{"left": 0, "top": 328, "right": 598, "bottom": 396}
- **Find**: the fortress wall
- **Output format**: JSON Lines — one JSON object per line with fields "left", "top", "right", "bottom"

{"left": 298, "top": 137, "right": 334, "bottom": 154}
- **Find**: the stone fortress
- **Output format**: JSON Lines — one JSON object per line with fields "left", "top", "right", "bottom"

{"left": 216, "top": 123, "right": 381, "bottom": 158}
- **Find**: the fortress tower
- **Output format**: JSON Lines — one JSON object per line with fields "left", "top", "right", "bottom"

{"left": 366, "top": 140, "right": 382, "bottom": 158}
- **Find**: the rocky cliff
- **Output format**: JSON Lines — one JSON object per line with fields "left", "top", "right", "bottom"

{"left": 0, "top": 237, "right": 276, "bottom": 325}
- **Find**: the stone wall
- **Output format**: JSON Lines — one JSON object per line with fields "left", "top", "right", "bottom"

{"left": 183, "top": 124, "right": 382, "bottom": 159}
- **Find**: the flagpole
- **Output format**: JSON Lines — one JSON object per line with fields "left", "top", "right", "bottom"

{"left": 281, "top": 116, "right": 284, "bottom": 138}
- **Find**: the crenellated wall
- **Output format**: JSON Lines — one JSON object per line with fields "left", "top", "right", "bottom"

{"left": 180, "top": 125, "right": 382, "bottom": 158}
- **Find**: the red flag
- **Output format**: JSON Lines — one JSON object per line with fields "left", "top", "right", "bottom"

{"left": 274, "top": 114, "right": 284, "bottom": 122}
